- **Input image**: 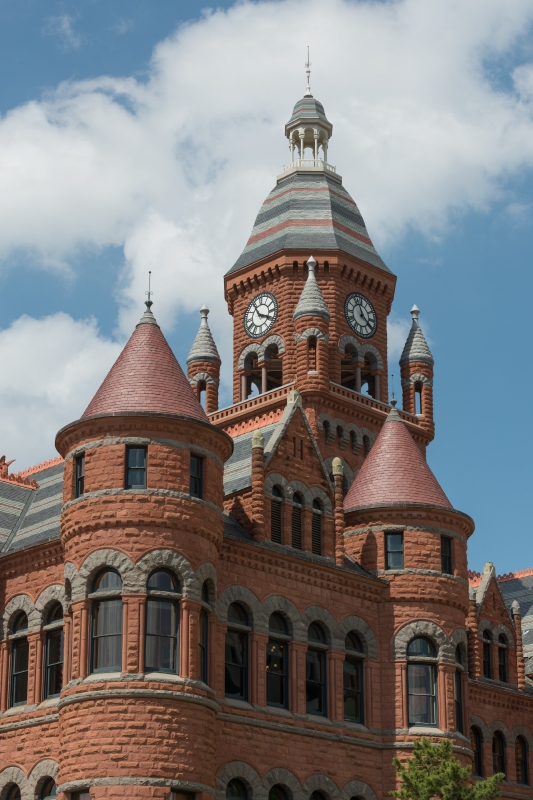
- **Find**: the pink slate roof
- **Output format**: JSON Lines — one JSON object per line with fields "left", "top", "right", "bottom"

{"left": 344, "top": 406, "right": 452, "bottom": 511}
{"left": 82, "top": 309, "right": 209, "bottom": 422}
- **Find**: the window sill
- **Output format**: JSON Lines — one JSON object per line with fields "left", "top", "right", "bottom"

{"left": 220, "top": 698, "right": 254, "bottom": 711}
{"left": 408, "top": 724, "right": 441, "bottom": 734}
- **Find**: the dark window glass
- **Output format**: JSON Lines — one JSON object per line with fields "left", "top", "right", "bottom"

{"left": 10, "top": 638, "right": 28, "bottom": 706}
{"left": 92, "top": 599, "right": 123, "bottom": 672}
{"left": 226, "top": 780, "right": 247, "bottom": 800}
{"left": 455, "top": 644, "right": 463, "bottom": 666}
{"left": 93, "top": 570, "right": 122, "bottom": 592}
{"left": 346, "top": 631, "right": 364, "bottom": 653}
{"left": 310, "top": 791, "right": 326, "bottom": 800}
{"left": 190, "top": 454, "right": 203, "bottom": 498}
{"left": 516, "top": 737, "right": 528, "bottom": 784}
{"left": 266, "top": 639, "right": 287, "bottom": 708}
{"left": 225, "top": 631, "right": 247, "bottom": 700}
{"left": 498, "top": 635, "right": 507, "bottom": 682}
{"left": 170, "top": 793, "right": 195, "bottom": 800}
{"left": 6, "top": 788, "right": 21, "bottom": 800}
{"left": 269, "top": 786, "right": 288, "bottom": 800}
{"left": 147, "top": 570, "right": 179, "bottom": 592}
{"left": 71, "top": 793, "right": 91, "bottom": 800}
{"left": 199, "top": 608, "right": 208, "bottom": 683}
{"left": 145, "top": 599, "right": 179, "bottom": 673}
{"left": 454, "top": 670, "right": 463, "bottom": 734}
{"left": 306, "top": 648, "right": 326, "bottom": 715}
{"left": 311, "top": 504, "right": 322, "bottom": 556}
{"left": 44, "top": 629, "right": 63, "bottom": 698}
{"left": 408, "top": 663, "right": 437, "bottom": 725}
{"left": 48, "top": 603, "right": 63, "bottom": 624}
{"left": 407, "top": 637, "right": 436, "bottom": 657}
{"left": 308, "top": 622, "right": 326, "bottom": 644}
{"left": 386, "top": 532, "right": 404, "bottom": 569}
{"left": 228, "top": 603, "right": 248, "bottom": 626}
{"left": 471, "top": 727, "right": 483, "bottom": 776}
{"left": 12, "top": 612, "right": 28, "bottom": 633}
{"left": 126, "top": 446, "right": 147, "bottom": 489}
{"left": 75, "top": 454, "right": 85, "bottom": 497}
{"left": 40, "top": 779, "right": 57, "bottom": 799}
{"left": 441, "top": 536, "right": 453, "bottom": 574}
{"left": 271, "top": 494, "right": 282, "bottom": 544}
{"left": 292, "top": 494, "right": 303, "bottom": 549}
{"left": 492, "top": 733, "right": 506, "bottom": 775}
{"left": 269, "top": 612, "right": 288, "bottom": 635}
{"left": 483, "top": 631, "right": 492, "bottom": 678}
{"left": 344, "top": 657, "right": 363, "bottom": 723}
{"left": 201, "top": 581, "right": 210, "bottom": 604}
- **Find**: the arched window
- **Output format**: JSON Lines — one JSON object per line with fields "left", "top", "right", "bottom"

{"left": 483, "top": 630, "right": 492, "bottom": 679}
{"left": 243, "top": 352, "right": 262, "bottom": 399}
{"left": 311, "top": 499, "right": 322, "bottom": 556}
{"left": 91, "top": 569, "right": 123, "bottom": 673}
{"left": 197, "top": 380, "right": 207, "bottom": 410}
{"left": 498, "top": 634, "right": 507, "bottom": 682}
{"left": 225, "top": 603, "right": 250, "bottom": 700}
{"left": 44, "top": 602, "right": 64, "bottom": 699}
{"left": 363, "top": 435, "right": 370, "bottom": 456}
{"left": 199, "top": 581, "right": 210, "bottom": 684}
{"left": 516, "top": 736, "right": 528, "bottom": 784}
{"left": 6, "top": 787, "right": 21, "bottom": 800}
{"left": 145, "top": 570, "right": 180, "bottom": 674}
{"left": 291, "top": 493, "right": 303, "bottom": 550}
{"left": 407, "top": 637, "right": 437, "bottom": 726}
{"left": 310, "top": 792, "right": 327, "bottom": 800}
{"left": 265, "top": 343, "right": 283, "bottom": 390}
{"left": 340, "top": 344, "right": 359, "bottom": 390}
{"left": 40, "top": 779, "right": 57, "bottom": 799}
{"left": 306, "top": 622, "right": 327, "bottom": 716}
{"left": 323, "top": 420, "right": 331, "bottom": 444}
{"left": 226, "top": 780, "right": 248, "bottom": 800}
{"left": 271, "top": 485, "right": 283, "bottom": 544}
{"left": 454, "top": 646, "right": 464, "bottom": 734}
{"left": 492, "top": 732, "right": 506, "bottom": 776}
{"left": 10, "top": 612, "right": 29, "bottom": 707}
{"left": 344, "top": 631, "right": 364, "bottom": 723}
{"left": 361, "top": 354, "right": 376, "bottom": 398}
{"left": 269, "top": 786, "right": 288, "bottom": 800}
{"left": 414, "top": 381, "right": 423, "bottom": 415}
{"left": 471, "top": 727, "right": 483, "bottom": 776}
{"left": 308, "top": 336, "right": 317, "bottom": 372}
{"left": 266, "top": 612, "right": 289, "bottom": 708}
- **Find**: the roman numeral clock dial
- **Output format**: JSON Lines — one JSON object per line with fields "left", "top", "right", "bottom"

{"left": 344, "top": 292, "right": 377, "bottom": 339}
{"left": 244, "top": 292, "right": 278, "bottom": 338}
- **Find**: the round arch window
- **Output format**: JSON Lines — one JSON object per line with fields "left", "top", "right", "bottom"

{"left": 268, "top": 786, "right": 288, "bottom": 800}
{"left": 226, "top": 780, "right": 247, "bottom": 800}
{"left": 147, "top": 570, "right": 180, "bottom": 593}
{"left": 12, "top": 612, "right": 28, "bottom": 633}
{"left": 93, "top": 569, "right": 122, "bottom": 592}
{"left": 40, "top": 778, "right": 57, "bottom": 799}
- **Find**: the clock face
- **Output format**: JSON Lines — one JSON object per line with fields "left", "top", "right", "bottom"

{"left": 244, "top": 292, "right": 278, "bottom": 338}
{"left": 344, "top": 293, "right": 377, "bottom": 339}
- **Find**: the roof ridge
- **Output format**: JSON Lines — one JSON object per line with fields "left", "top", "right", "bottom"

{"left": 15, "top": 455, "right": 64, "bottom": 478}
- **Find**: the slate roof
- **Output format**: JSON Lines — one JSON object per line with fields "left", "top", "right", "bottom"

{"left": 293, "top": 257, "right": 330, "bottom": 321}
{"left": 186, "top": 306, "right": 221, "bottom": 365}
{"left": 83, "top": 305, "right": 208, "bottom": 423}
{"left": 227, "top": 172, "right": 390, "bottom": 275}
{"left": 223, "top": 423, "right": 278, "bottom": 495}
{"left": 499, "top": 575, "right": 533, "bottom": 662}
{"left": 344, "top": 405, "right": 452, "bottom": 511}
{"left": 400, "top": 306, "right": 434, "bottom": 366}
{"left": 287, "top": 96, "right": 331, "bottom": 128}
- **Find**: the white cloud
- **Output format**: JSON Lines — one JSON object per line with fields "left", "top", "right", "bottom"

{"left": 43, "top": 14, "right": 83, "bottom": 51}
{"left": 0, "top": 314, "right": 121, "bottom": 469}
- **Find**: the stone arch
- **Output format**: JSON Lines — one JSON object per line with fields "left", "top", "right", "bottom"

{"left": 261, "top": 596, "right": 306, "bottom": 641}
{"left": 28, "top": 760, "right": 58, "bottom": 798}
{"left": 344, "top": 423, "right": 362, "bottom": 455}
{"left": 135, "top": 549, "right": 195, "bottom": 597}
{"left": 336, "top": 615, "right": 378, "bottom": 659}
{"left": 327, "top": 418, "right": 349, "bottom": 450}
{"left": 511, "top": 725, "right": 533, "bottom": 749}
{"left": 294, "top": 328, "right": 329, "bottom": 344}
{"left": 339, "top": 780, "right": 378, "bottom": 800}
{"left": 264, "top": 473, "right": 289, "bottom": 498}
{"left": 493, "top": 624, "right": 514, "bottom": 648}
{"left": 302, "top": 775, "right": 339, "bottom": 800}
{"left": 189, "top": 371, "right": 218, "bottom": 386}
{"left": 359, "top": 344, "right": 383, "bottom": 371}
{"left": 489, "top": 720, "right": 512, "bottom": 740}
{"left": 217, "top": 586, "right": 266, "bottom": 632}
{"left": 262, "top": 768, "right": 303, "bottom": 800}
{"left": 338, "top": 335, "right": 362, "bottom": 360}
{"left": 449, "top": 628, "right": 468, "bottom": 665}
{"left": 478, "top": 620, "right": 495, "bottom": 639}
{"left": 64, "top": 562, "right": 78, "bottom": 603}
{"left": 317, "top": 414, "right": 335, "bottom": 445}
{"left": 262, "top": 334, "right": 285, "bottom": 356}
{"left": 0, "top": 767, "right": 31, "bottom": 800}
{"left": 35, "top": 585, "right": 66, "bottom": 626}
{"left": 303, "top": 487, "right": 332, "bottom": 516}
{"left": 194, "top": 562, "right": 217, "bottom": 605}
{"left": 301, "top": 606, "right": 338, "bottom": 648}
{"left": 469, "top": 715, "right": 490, "bottom": 741}
{"left": 2, "top": 595, "right": 38, "bottom": 638}
{"left": 78, "top": 549, "right": 138, "bottom": 598}
{"left": 238, "top": 344, "right": 263, "bottom": 371}
{"left": 287, "top": 480, "right": 309, "bottom": 505}
{"left": 402, "top": 373, "right": 433, "bottom": 388}
{"left": 393, "top": 620, "right": 452, "bottom": 662}
{"left": 216, "top": 762, "right": 266, "bottom": 800}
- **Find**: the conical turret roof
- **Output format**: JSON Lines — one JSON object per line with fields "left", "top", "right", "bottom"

{"left": 400, "top": 306, "right": 434, "bottom": 366}
{"left": 82, "top": 304, "right": 208, "bottom": 422}
{"left": 344, "top": 404, "right": 451, "bottom": 511}
{"left": 293, "top": 256, "right": 330, "bottom": 321}
{"left": 186, "top": 305, "right": 221, "bottom": 365}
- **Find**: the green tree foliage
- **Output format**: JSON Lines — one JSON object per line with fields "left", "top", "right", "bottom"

{"left": 392, "top": 738, "right": 503, "bottom": 800}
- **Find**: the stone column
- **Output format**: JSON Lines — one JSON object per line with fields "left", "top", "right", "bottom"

{"left": 34, "top": 631, "right": 45, "bottom": 705}
{"left": 512, "top": 600, "right": 526, "bottom": 690}
{"left": 0, "top": 641, "right": 8, "bottom": 711}
{"left": 63, "top": 612, "right": 72, "bottom": 684}
{"left": 138, "top": 596, "right": 147, "bottom": 674}
{"left": 251, "top": 430, "right": 265, "bottom": 541}
{"left": 77, "top": 599, "right": 91, "bottom": 679}
{"left": 332, "top": 458, "right": 345, "bottom": 566}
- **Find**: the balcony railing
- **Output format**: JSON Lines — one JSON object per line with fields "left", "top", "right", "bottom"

{"left": 281, "top": 159, "right": 337, "bottom": 174}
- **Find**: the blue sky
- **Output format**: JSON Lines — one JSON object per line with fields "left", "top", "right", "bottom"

{"left": 0, "top": 0, "right": 532, "bottom": 575}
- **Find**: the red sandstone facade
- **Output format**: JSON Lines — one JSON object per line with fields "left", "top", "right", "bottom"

{"left": 0, "top": 86, "right": 532, "bottom": 800}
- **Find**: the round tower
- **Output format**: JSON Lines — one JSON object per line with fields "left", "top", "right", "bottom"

{"left": 55, "top": 300, "right": 232, "bottom": 799}
{"left": 400, "top": 305, "right": 434, "bottom": 434}
{"left": 187, "top": 304, "right": 221, "bottom": 413}
{"left": 293, "top": 255, "right": 330, "bottom": 391}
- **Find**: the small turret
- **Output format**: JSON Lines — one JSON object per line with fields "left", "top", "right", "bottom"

{"left": 187, "top": 305, "right": 221, "bottom": 414}
{"left": 400, "top": 305, "right": 434, "bottom": 433}
{"left": 293, "top": 256, "right": 330, "bottom": 390}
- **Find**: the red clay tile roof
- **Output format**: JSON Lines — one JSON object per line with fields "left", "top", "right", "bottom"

{"left": 344, "top": 406, "right": 452, "bottom": 511}
{"left": 82, "top": 308, "right": 208, "bottom": 422}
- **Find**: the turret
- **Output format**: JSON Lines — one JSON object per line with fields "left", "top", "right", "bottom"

{"left": 293, "top": 255, "right": 330, "bottom": 391}
{"left": 400, "top": 305, "right": 434, "bottom": 433}
{"left": 187, "top": 304, "right": 221, "bottom": 413}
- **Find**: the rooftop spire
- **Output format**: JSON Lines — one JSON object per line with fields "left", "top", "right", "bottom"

{"left": 304, "top": 45, "right": 312, "bottom": 97}
{"left": 400, "top": 304, "right": 434, "bottom": 366}
{"left": 186, "top": 305, "right": 221, "bottom": 365}
{"left": 139, "top": 270, "right": 158, "bottom": 326}
{"left": 293, "top": 255, "right": 330, "bottom": 321}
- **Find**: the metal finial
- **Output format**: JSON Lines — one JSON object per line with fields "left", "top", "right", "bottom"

{"left": 391, "top": 373, "right": 395, "bottom": 404}
{"left": 145, "top": 271, "right": 153, "bottom": 310}
{"left": 305, "top": 45, "right": 312, "bottom": 96}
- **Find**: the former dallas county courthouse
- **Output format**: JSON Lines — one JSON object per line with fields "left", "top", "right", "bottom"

{"left": 1, "top": 76, "right": 533, "bottom": 800}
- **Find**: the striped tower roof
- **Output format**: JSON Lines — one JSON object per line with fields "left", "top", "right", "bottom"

{"left": 227, "top": 171, "right": 390, "bottom": 275}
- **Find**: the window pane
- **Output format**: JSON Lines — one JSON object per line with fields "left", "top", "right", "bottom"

{"left": 145, "top": 599, "right": 178, "bottom": 672}
{"left": 407, "top": 637, "right": 436, "bottom": 657}
{"left": 441, "top": 536, "right": 453, "bottom": 574}
{"left": 344, "top": 658, "right": 363, "bottom": 723}
{"left": 498, "top": 647, "right": 507, "bottom": 682}
{"left": 306, "top": 649, "right": 325, "bottom": 715}
{"left": 269, "top": 613, "right": 287, "bottom": 635}
{"left": 225, "top": 631, "right": 247, "bottom": 699}
{"left": 190, "top": 454, "right": 203, "bottom": 498}
{"left": 408, "top": 663, "right": 436, "bottom": 725}
{"left": 266, "top": 640, "right": 287, "bottom": 708}
{"left": 92, "top": 600, "right": 123, "bottom": 671}
{"left": 11, "top": 638, "right": 29, "bottom": 706}
{"left": 386, "top": 533, "right": 404, "bottom": 569}
{"left": 126, "top": 447, "right": 147, "bottom": 489}
{"left": 147, "top": 570, "right": 178, "bottom": 592}
{"left": 270, "top": 499, "right": 282, "bottom": 543}
{"left": 483, "top": 642, "right": 492, "bottom": 678}
{"left": 45, "top": 629, "right": 63, "bottom": 698}
{"left": 292, "top": 505, "right": 302, "bottom": 549}
{"left": 228, "top": 603, "right": 248, "bottom": 625}
{"left": 94, "top": 570, "right": 122, "bottom": 591}
{"left": 311, "top": 513, "right": 322, "bottom": 555}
